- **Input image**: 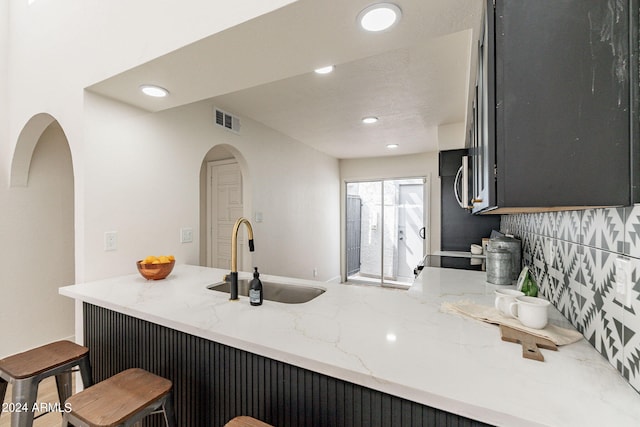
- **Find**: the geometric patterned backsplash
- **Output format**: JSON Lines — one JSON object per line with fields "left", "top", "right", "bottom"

{"left": 501, "top": 207, "right": 640, "bottom": 394}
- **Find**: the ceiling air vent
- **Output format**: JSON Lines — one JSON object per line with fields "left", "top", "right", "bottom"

{"left": 214, "top": 108, "right": 240, "bottom": 134}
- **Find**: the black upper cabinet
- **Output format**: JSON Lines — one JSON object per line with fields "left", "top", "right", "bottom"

{"left": 471, "top": 0, "right": 639, "bottom": 214}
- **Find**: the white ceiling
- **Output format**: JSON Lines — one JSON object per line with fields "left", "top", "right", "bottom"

{"left": 87, "top": 0, "right": 483, "bottom": 159}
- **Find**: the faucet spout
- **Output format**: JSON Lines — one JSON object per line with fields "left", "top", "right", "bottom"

{"left": 229, "top": 217, "right": 255, "bottom": 300}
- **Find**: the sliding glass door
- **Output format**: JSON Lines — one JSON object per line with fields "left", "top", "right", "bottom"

{"left": 345, "top": 178, "right": 426, "bottom": 287}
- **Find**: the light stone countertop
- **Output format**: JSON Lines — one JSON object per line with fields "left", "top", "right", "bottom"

{"left": 59, "top": 264, "right": 640, "bottom": 427}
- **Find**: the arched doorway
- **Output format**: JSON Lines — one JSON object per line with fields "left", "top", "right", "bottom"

{"left": 1, "top": 114, "right": 75, "bottom": 357}
{"left": 199, "top": 144, "right": 252, "bottom": 270}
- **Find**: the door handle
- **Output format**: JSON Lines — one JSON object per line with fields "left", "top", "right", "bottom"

{"left": 419, "top": 227, "right": 426, "bottom": 239}
{"left": 454, "top": 156, "right": 470, "bottom": 209}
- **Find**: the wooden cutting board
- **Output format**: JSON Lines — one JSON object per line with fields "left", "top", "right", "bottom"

{"left": 500, "top": 325, "right": 557, "bottom": 361}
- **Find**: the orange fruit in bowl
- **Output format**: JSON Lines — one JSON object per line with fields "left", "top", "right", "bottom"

{"left": 142, "top": 256, "right": 156, "bottom": 265}
{"left": 137, "top": 255, "right": 175, "bottom": 280}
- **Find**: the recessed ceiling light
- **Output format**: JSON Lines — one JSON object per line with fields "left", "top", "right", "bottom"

{"left": 386, "top": 144, "right": 399, "bottom": 149}
{"left": 358, "top": 3, "right": 402, "bottom": 32}
{"left": 362, "top": 116, "right": 379, "bottom": 124}
{"left": 314, "top": 65, "right": 335, "bottom": 74}
{"left": 140, "top": 84, "right": 169, "bottom": 98}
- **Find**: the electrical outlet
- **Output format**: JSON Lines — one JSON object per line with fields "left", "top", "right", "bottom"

{"left": 180, "top": 227, "right": 193, "bottom": 243}
{"left": 313, "top": 268, "right": 318, "bottom": 278}
{"left": 615, "top": 257, "right": 632, "bottom": 307}
{"left": 104, "top": 231, "right": 117, "bottom": 251}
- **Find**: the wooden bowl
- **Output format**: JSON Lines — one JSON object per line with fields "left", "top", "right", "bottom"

{"left": 136, "top": 260, "right": 175, "bottom": 280}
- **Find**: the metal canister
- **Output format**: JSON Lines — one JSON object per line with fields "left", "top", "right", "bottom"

{"left": 487, "top": 236, "right": 522, "bottom": 280}
{"left": 486, "top": 248, "right": 512, "bottom": 285}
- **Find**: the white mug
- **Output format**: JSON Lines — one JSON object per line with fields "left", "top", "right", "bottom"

{"left": 509, "top": 296, "right": 551, "bottom": 329}
{"left": 494, "top": 289, "right": 524, "bottom": 318}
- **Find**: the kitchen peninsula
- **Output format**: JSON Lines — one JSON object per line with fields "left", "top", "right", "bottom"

{"left": 60, "top": 265, "right": 640, "bottom": 426}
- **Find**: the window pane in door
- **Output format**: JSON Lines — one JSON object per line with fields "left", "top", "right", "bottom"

{"left": 395, "top": 180, "right": 424, "bottom": 284}
{"left": 346, "top": 181, "right": 382, "bottom": 283}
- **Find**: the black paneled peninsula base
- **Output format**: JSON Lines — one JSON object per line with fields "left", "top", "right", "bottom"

{"left": 84, "top": 303, "right": 492, "bottom": 427}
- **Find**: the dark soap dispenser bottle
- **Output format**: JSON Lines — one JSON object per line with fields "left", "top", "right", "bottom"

{"left": 249, "top": 267, "right": 263, "bottom": 306}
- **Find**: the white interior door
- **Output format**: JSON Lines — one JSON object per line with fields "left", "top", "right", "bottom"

{"left": 207, "top": 160, "right": 243, "bottom": 269}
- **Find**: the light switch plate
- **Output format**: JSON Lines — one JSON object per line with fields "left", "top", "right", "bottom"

{"left": 104, "top": 231, "right": 117, "bottom": 251}
{"left": 180, "top": 227, "right": 193, "bottom": 243}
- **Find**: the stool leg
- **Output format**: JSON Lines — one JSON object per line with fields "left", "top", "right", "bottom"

{"left": 11, "top": 377, "right": 38, "bottom": 427}
{"left": 77, "top": 355, "right": 93, "bottom": 388}
{"left": 62, "top": 412, "right": 86, "bottom": 427}
{"left": 55, "top": 371, "right": 73, "bottom": 406}
{"left": 61, "top": 412, "right": 75, "bottom": 427}
{"left": 0, "top": 377, "right": 7, "bottom": 422}
{"left": 162, "top": 391, "right": 177, "bottom": 427}
{"left": 0, "top": 377, "right": 7, "bottom": 404}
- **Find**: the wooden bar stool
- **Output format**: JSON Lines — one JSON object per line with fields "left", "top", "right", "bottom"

{"left": 62, "top": 368, "right": 176, "bottom": 427}
{"left": 0, "top": 340, "right": 93, "bottom": 427}
{"left": 224, "top": 416, "right": 274, "bottom": 427}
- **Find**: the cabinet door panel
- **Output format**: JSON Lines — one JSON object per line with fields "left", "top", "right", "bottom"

{"left": 496, "top": 0, "right": 631, "bottom": 207}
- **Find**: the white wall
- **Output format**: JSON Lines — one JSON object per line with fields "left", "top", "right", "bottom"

{"left": 4, "top": 0, "right": 297, "bottom": 280}
{"left": 82, "top": 94, "right": 340, "bottom": 282}
{"left": 0, "top": 0, "right": 7, "bottom": 186}
{"left": 0, "top": 0, "right": 308, "bottom": 355}
{"left": 437, "top": 122, "right": 466, "bottom": 151}
{"left": 0, "top": 122, "right": 75, "bottom": 357}
{"left": 339, "top": 152, "right": 441, "bottom": 280}
{"left": 4, "top": 0, "right": 292, "bottom": 179}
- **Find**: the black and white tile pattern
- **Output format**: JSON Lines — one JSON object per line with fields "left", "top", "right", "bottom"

{"left": 581, "top": 248, "right": 624, "bottom": 370}
{"left": 502, "top": 206, "right": 640, "bottom": 394}
{"left": 556, "top": 210, "right": 582, "bottom": 243}
{"left": 624, "top": 257, "right": 640, "bottom": 385}
{"left": 625, "top": 205, "right": 640, "bottom": 257}
{"left": 582, "top": 208, "right": 625, "bottom": 253}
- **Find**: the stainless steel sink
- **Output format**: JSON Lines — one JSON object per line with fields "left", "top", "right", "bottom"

{"left": 207, "top": 279, "right": 325, "bottom": 304}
